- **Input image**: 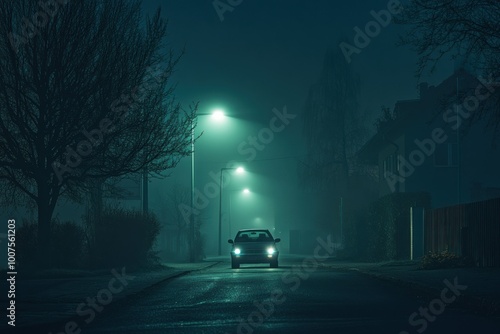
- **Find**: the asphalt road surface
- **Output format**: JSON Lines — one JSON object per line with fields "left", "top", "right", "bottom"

{"left": 36, "top": 256, "right": 500, "bottom": 333}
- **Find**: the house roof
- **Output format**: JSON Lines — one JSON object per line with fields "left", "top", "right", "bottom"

{"left": 357, "top": 99, "right": 420, "bottom": 164}
{"left": 357, "top": 69, "right": 476, "bottom": 164}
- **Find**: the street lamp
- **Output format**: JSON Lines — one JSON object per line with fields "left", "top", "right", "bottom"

{"left": 190, "top": 108, "right": 227, "bottom": 262}
{"left": 218, "top": 166, "right": 244, "bottom": 255}
{"left": 212, "top": 109, "right": 225, "bottom": 121}
{"left": 190, "top": 116, "right": 195, "bottom": 262}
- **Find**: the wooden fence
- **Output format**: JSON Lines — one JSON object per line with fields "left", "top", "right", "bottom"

{"left": 424, "top": 197, "right": 500, "bottom": 267}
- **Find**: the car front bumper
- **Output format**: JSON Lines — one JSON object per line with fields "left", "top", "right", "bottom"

{"left": 231, "top": 252, "right": 279, "bottom": 264}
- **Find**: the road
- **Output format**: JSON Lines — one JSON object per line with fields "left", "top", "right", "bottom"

{"left": 41, "top": 257, "right": 500, "bottom": 333}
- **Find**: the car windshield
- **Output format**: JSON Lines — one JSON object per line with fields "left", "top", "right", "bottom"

{"left": 235, "top": 231, "right": 273, "bottom": 242}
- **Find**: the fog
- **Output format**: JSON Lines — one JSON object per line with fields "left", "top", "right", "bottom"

{"left": 3, "top": 1, "right": 500, "bottom": 333}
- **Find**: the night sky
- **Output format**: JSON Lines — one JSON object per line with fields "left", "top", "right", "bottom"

{"left": 144, "top": 0, "right": 453, "bottom": 118}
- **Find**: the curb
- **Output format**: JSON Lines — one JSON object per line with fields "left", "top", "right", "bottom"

{"left": 118, "top": 261, "right": 220, "bottom": 303}
{"left": 349, "top": 268, "right": 500, "bottom": 316}
{"left": 15, "top": 261, "right": 221, "bottom": 332}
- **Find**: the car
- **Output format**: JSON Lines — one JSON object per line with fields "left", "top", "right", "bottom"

{"left": 228, "top": 229, "right": 281, "bottom": 269}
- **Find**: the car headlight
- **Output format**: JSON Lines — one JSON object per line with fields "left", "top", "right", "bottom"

{"left": 234, "top": 248, "right": 241, "bottom": 255}
{"left": 267, "top": 247, "right": 276, "bottom": 255}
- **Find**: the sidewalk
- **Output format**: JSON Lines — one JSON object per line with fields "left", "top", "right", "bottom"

{"left": 7, "top": 261, "right": 219, "bottom": 329}
{"left": 321, "top": 260, "right": 500, "bottom": 316}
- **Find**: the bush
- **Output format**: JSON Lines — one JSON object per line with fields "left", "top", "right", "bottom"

{"left": 366, "top": 192, "right": 431, "bottom": 261}
{"left": 16, "top": 221, "right": 38, "bottom": 269}
{"left": 92, "top": 208, "right": 161, "bottom": 268}
{"left": 17, "top": 220, "right": 86, "bottom": 269}
{"left": 420, "top": 249, "right": 474, "bottom": 270}
{"left": 51, "top": 221, "right": 86, "bottom": 268}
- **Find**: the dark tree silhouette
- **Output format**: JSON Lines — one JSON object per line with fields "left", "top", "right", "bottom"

{"left": 395, "top": 0, "right": 500, "bottom": 136}
{"left": 375, "top": 106, "right": 395, "bottom": 132}
{"left": 396, "top": 0, "right": 500, "bottom": 76}
{"left": 299, "top": 46, "right": 370, "bottom": 236}
{"left": 0, "top": 0, "right": 196, "bottom": 266}
{"left": 300, "top": 47, "right": 365, "bottom": 193}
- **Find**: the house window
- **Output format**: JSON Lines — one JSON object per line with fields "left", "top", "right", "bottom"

{"left": 434, "top": 143, "right": 458, "bottom": 167}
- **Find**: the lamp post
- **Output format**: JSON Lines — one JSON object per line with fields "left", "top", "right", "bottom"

{"left": 218, "top": 166, "right": 244, "bottom": 255}
{"left": 189, "top": 118, "right": 195, "bottom": 262}
{"left": 190, "top": 109, "right": 227, "bottom": 262}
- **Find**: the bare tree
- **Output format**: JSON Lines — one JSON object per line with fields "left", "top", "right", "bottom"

{"left": 300, "top": 47, "right": 366, "bottom": 193}
{"left": 0, "top": 0, "right": 197, "bottom": 266}
{"left": 395, "top": 0, "right": 500, "bottom": 76}
{"left": 395, "top": 0, "right": 500, "bottom": 134}
{"left": 299, "top": 46, "right": 370, "bottom": 234}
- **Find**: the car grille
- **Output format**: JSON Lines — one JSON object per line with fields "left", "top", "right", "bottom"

{"left": 244, "top": 249, "right": 265, "bottom": 254}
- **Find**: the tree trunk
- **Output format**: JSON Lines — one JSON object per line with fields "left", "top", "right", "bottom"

{"left": 87, "top": 178, "right": 104, "bottom": 263}
{"left": 37, "top": 182, "right": 53, "bottom": 268}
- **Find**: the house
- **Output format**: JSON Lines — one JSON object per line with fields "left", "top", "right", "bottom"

{"left": 358, "top": 68, "right": 500, "bottom": 208}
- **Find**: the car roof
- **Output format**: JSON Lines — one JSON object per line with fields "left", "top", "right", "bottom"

{"left": 237, "top": 229, "right": 270, "bottom": 233}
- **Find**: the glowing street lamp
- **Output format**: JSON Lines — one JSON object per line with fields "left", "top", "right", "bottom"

{"left": 190, "top": 108, "right": 228, "bottom": 262}
{"left": 211, "top": 108, "right": 225, "bottom": 121}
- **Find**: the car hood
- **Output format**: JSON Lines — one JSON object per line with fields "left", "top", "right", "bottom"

{"left": 234, "top": 241, "right": 276, "bottom": 249}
